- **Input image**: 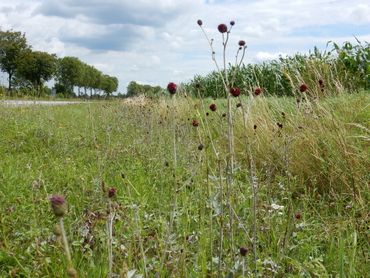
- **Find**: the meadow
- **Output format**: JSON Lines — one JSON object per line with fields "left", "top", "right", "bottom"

{"left": 0, "top": 90, "right": 369, "bottom": 277}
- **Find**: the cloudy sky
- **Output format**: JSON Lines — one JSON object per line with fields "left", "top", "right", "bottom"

{"left": 0, "top": 0, "right": 369, "bottom": 92}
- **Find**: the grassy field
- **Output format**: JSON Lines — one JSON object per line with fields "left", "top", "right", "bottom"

{"left": 0, "top": 92, "right": 369, "bottom": 277}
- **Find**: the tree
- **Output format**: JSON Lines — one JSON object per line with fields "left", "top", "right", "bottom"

{"left": 56, "top": 56, "right": 83, "bottom": 95}
{"left": 17, "top": 50, "right": 57, "bottom": 96}
{"left": 101, "top": 75, "right": 118, "bottom": 97}
{"left": 0, "top": 30, "right": 29, "bottom": 92}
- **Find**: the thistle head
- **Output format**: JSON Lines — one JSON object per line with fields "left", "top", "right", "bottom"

{"left": 49, "top": 195, "right": 66, "bottom": 217}
{"left": 209, "top": 103, "right": 217, "bottom": 111}
{"left": 167, "top": 82, "right": 177, "bottom": 95}
{"left": 229, "top": 87, "right": 241, "bottom": 97}
{"left": 217, "top": 24, "right": 228, "bottom": 33}
{"left": 299, "top": 83, "right": 308, "bottom": 93}
{"left": 239, "top": 247, "right": 248, "bottom": 256}
{"left": 254, "top": 87, "right": 262, "bottom": 96}
{"left": 108, "top": 187, "right": 117, "bottom": 198}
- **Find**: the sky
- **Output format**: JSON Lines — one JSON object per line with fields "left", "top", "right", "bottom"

{"left": 0, "top": 0, "right": 369, "bottom": 93}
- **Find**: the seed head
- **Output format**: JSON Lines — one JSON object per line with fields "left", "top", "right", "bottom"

{"left": 230, "top": 20, "right": 235, "bottom": 26}
{"left": 209, "top": 103, "right": 217, "bottom": 111}
{"left": 217, "top": 24, "right": 228, "bottom": 33}
{"left": 197, "top": 19, "right": 203, "bottom": 26}
{"left": 167, "top": 82, "right": 177, "bottom": 94}
{"left": 49, "top": 195, "right": 66, "bottom": 217}
{"left": 295, "top": 212, "right": 302, "bottom": 220}
{"left": 254, "top": 87, "right": 262, "bottom": 96}
{"left": 229, "top": 87, "right": 241, "bottom": 97}
{"left": 299, "top": 83, "right": 308, "bottom": 93}
{"left": 198, "top": 144, "right": 204, "bottom": 151}
{"left": 192, "top": 119, "right": 199, "bottom": 127}
{"left": 238, "top": 40, "right": 246, "bottom": 47}
{"left": 108, "top": 188, "right": 117, "bottom": 198}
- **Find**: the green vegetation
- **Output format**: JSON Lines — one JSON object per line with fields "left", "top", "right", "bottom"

{"left": 184, "top": 41, "right": 370, "bottom": 98}
{"left": 0, "top": 30, "right": 119, "bottom": 97}
{"left": 0, "top": 92, "right": 368, "bottom": 277}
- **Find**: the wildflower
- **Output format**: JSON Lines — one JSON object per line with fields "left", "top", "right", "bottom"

{"left": 222, "top": 113, "right": 226, "bottom": 117}
{"left": 206, "top": 112, "right": 209, "bottom": 116}
{"left": 108, "top": 188, "right": 117, "bottom": 198}
{"left": 230, "top": 20, "right": 235, "bottom": 26}
{"left": 254, "top": 87, "right": 262, "bottom": 96}
{"left": 197, "top": 19, "right": 203, "bottom": 26}
{"left": 209, "top": 103, "right": 217, "bottom": 111}
{"left": 167, "top": 82, "right": 177, "bottom": 94}
{"left": 229, "top": 87, "right": 241, "bottom": 97}
{"left": 277, "top": 122, "right": 283, "bottom": 129}
{"left": 254, "top": 124, "right": 257, "bottom": 130}
{"left": 318, "top": 79, "right": 324, "bottom": 87}
{"left": 239, "top": 247, "right": 248, "bottom": 256}
{"left": 299, "top": 83, "right": 308, "bottom": 93}
{"left": 198, "top": 144, "right": 204, "bottom": 150}
{"left": 217, "top": 24, "right": 228, "bottom": 33}
{"left": 238, "top": 40, "right": 246, "bottom": 47}
{"left": 192, "top": 119, "right": 199, "bottom": 127}
{"left": 295, "top": 212, "right": 302, "bottom": 220}
{"left": 50, "top": 195, "right": 66, "bottom": 217}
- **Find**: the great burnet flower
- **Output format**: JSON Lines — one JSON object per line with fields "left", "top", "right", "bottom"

{"left": 254, "top": 87, "right": 262, "bottom": 96}
{"left": 218, "top": 24, "right": 228, "bottom": 33}
{"left": 238, "top": 40, "right": 246, "bottom": 47}
{"left": 239, "top": 247, "right": 248, "bottom": 256}
{"left": 192, "top": 119, "right": 199, "bottom": 127}
{"left": 230, "top": 20, "right": 235, "bottom": 26}
{"left": 209, "top": 103, "right": 217, "bottom": 111}
{"left": 229, "top": 87, "right": 241, "bottom": 97}
{"left": 108, "top": 188, "right": 117, "bottom": 198}
{"left": 299, "top": 83, "right": 308, "bottom": 93}
{"left": 167, "top": 82, "right": 177, "bottom": 94}
{"left": 50, "top": 195, "right": 66, "bottom": 217}
{"left": 197, "top": 19, "right": 203, "bottom": 26}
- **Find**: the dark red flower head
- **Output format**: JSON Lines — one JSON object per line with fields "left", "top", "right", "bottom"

{"left": 192, "top": 119, "right": 199, "bottom": 127}
{"left": 230, "top": 20, "right": 235, "bottom": 26}
{"left": 318, "top": 79, "right": 324, "bottom": 86}
{"left": 108, "top": 188, "right": 117, "bottom": 198}
{"left": 238, "top": 40, "right": 246, "bottom": 47}
{"left": 230, "top": 87, "right": 241, "bottom": 97}
{"left": 295, "top": 212, "right": 302, "bottom": 220}
{"left": 254, "top": 87, "right": 262, "bottom": 96}
{"left": 218, "top": 24, "right": 228, "bottom": 33}
{"left": 209, "top": 103, "right": 217, "bottom": 111}
{"left": 299, "top": 83, "right": 308, "bottom": 93}
{"left": 239, "top": 247, "right": 248, "bottom": 256}
{"left": 197, "top": 19, "right": 203, "bottom": 26}
{"left": 167, "top": 82, "right": 177, "bottom": 94}
{"left": 50, "top": 195, "right": 66, "bottom": 217}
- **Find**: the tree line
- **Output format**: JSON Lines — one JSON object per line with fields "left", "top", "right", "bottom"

{"left": 0, "top": 30, "right": 118, "bottom": 97}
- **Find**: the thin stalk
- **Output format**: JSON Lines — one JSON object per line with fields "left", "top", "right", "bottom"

{"left": 134, "top": 207, "right": 148, "bottom": 277}
{"left": 107, "top": 200, "right": 115, "bottom": 278}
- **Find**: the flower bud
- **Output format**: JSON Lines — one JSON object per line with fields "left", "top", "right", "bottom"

{"left": 50, "top": 195, "right": 66, "bottom": 217}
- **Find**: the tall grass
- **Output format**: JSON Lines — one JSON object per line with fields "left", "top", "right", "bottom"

{"left": 0, "top": 90, "right": 368, "bottom": 276}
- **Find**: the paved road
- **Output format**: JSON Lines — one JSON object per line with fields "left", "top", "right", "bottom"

{"left": 0, "top": 100, "right": 88, "bottom": 107}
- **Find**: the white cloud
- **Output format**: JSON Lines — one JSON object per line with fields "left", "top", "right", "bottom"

{"left": 0, "top": 0, "right": 369, "bottom": 93}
